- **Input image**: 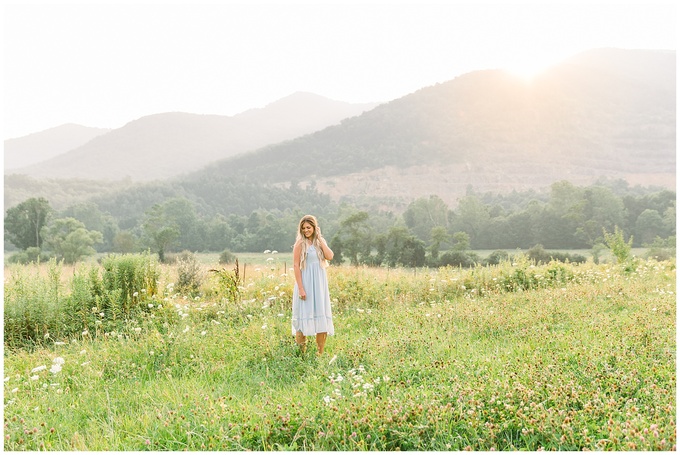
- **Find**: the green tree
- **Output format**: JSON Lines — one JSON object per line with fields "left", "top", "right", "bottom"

{"left": 61, "top": 201, "right": 119, "bottom": 252}
{"left": 450, "top": 195, "right": 490, "bottom": 248}
{"left": 603, "top": 226, "right": 633, "bottom": 264}
{"left": 635, "top": 209, "right": 664, "bottom": 245}
{"left": 575, "top": 187, "right": 626, "bottom": 246}
{"left": 332, "top": 211, "right": 372, "bottom": 266}
{"left": 451, "top": 231, "right": 470, "bottom": 252}
{"left": 142, "top": 204, "right": 180, "bottom": 262}
{"left": 4, "top": 197, "right": 52, "bottom": 250}
{"left": 385, "top": 226, "right": 425, "bottom": 267}
{"left": 112, "top": 230, "right": 138, "bottom": 253}
{"left": 403, "top": 195, "right": 449, "bottom": 242}
{"left": 428, "top": 226, "right": 450, "bottom": 259}
{"left": 41, "top": 217, "right": 103, "bottom": 264}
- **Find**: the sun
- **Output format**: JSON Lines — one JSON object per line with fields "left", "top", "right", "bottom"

{"left": 502, "top": 53, "right": 560, "bottom": 82}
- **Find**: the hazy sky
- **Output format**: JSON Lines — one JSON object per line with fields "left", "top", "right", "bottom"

{"left": 3, "top": 1, "right": 676, "bottom": 139}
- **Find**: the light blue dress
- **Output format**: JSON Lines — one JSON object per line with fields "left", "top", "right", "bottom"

{"left": 292, "top": 245, "right": 335, "bottom": 336}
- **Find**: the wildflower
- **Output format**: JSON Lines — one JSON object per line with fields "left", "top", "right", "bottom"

{"left": 11, "top": 388, "right": 18, "bottom": 394}
{"left": 329, "top": 355, "right": 337, "bottom": 365}
{"left": 30, "top": 375, "right": 39, "bottom": 381}
{"left": 49, "top": 364, "right": 62, "bottom": 374}
{"left": 148, "top": 304, "right": 154, "bottom": 309}
{"left": 201, "top": 331, "right": 207, "bottom": 336}
{"left": 44, "top": 333, "right": 50, "bottom": 339}
{"left": 99, "top": 312, "right": 105, "bottom": 317}
{"left": 134, "top": 327, "right": 142, "bottom": 334}
{"left": 31, "top": 366, "right": 47, "bottom": 373}
{"left": 133, "top": 292, "right": 139, "bottom": 297}
{"left": 272, "top": 251, "right": 278, "bottom": 254}
{"left": 264, "top": 250, "right": 271, "bottom": 254}
{"left": 261, "top": 324, "right": 267, "bottom": 330}
{"left": 323, "top": 396, "right": 332, "bottom": 404}
{"left": 54, "top": 341, "right": 66, "bottom": 346}
{"left": 82, "top": 330, "right": 88, "bottom": 336}
{"left": 53, "top": 357, "right": 65, "bottom": 365}
{"left": 183, "top": 326, "right": 190, "bottom": 333}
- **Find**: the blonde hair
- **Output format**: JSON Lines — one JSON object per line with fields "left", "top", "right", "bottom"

{"left": 296, "top": 215, "right": 327, "bottom": 270}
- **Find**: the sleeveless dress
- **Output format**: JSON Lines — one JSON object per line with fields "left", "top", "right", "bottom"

{"left": 291, "top": 244, "right": 335, "bottom": 336}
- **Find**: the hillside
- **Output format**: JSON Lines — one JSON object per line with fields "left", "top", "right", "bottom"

{"left": 183, "top": 48, "right": 675, "bottom": 209}
{"left": 8, "top": 92, "right": 379, "bottom": 181}
{"left": 4, "top": 124, "right": 110, "bottom": 170}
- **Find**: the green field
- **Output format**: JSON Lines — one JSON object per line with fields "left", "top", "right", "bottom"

{"left": 3, "top": 256, "right": 676, "bottom": 450}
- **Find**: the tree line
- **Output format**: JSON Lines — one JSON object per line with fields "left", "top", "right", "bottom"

{"left": 4, "top": 179, "right": 675, "bottom": 266}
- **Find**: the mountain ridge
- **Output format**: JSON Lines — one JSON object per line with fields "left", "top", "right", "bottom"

{"left": 4, "top": 124, "right": 111, "bottom": 170}
{"left": 180, "top": 48, "right": 674, "bottom": 209}
{"left": 8, "top": 93, "right": 379, "bottom": 181}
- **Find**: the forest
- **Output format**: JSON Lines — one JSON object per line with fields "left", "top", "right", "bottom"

{"left": 4, "top": 176, "right": 675, "bottom": 267}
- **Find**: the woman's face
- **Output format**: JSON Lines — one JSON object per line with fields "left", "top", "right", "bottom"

{"left": 301, "top": 221, "right": 314, "bottom": 239}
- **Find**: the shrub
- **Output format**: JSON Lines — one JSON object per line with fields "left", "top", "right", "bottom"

{"left": 100, "top": 253, "right": 160, "bottom": 318}
{"left": 4, "top": 258, "right": 65, "bottom": 350}
{"left": 219, "top": 249, "right": 236, "bottom": 264}
{"left": 526, "top": 244, "right": 587, "bottom": 264}
{"left": 176, "top": 251, "right": 204, "bottom": 296}
{"left": 438, "top": 250, "right": 480, "bottom": 268}
{"left": 7, "top": 247, "right": 51, "bottom": 265}
{"left": 644, "top": 236, "right": 676, "bottom": 261}
{"left": 483, "top": 250, "right": 510, "bottom": 266}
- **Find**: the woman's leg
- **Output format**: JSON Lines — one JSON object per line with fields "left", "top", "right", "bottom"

{"left": 316, "top": 332, "right": 327, "bottom": 355}
{"left": 295, "top": 331, "right": 307, "bottom": 353}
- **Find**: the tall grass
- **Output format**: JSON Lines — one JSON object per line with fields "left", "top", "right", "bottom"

{"left": 4, "top": 256, "right": 676, "bottom": 450}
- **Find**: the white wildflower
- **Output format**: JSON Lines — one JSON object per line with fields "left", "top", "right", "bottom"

{"left": 50, "top": 364, "right": 62, "bottom": 374}
{"left": 183, "top": 326, "right": 190, "bottom": 333}
{"left": 30, "top": 375, "right": 39, "bottom": 381}
{"left": 30, "top": 365, "right": 47, "bottom": 373}
{"left": 134, "top": 327, "right": 142, "bottom": 334}
{"left": 53, "top": 357, "right": 65, "bottom": 365}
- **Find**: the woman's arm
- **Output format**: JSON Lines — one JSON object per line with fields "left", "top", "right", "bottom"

{"left": 318, "top": 236, "right": 334, "bottom": 261}
{"left": 293, "top": 240, "right": 306, "bottom": 299}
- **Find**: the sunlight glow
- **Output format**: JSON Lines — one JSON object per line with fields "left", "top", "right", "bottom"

{"left": 502, "top": 56, "right": 556, "bottom": 82}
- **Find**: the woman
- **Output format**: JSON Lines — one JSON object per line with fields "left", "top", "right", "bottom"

{"left": 291, "top": 215, "right": 334, "bottom": 355}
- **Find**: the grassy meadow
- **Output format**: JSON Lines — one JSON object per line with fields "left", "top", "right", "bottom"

{"left": 3, "top": 253, "right": 676, "bottom": 450}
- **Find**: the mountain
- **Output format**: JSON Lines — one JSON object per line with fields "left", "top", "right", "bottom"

{"left": 4, "top": 48, "right": 675, "bottom": 216}
{"left": 4, "top": 124, "right": 110, "bottom": 170}
{"left": 181, "top": 48, "right": 675, "bottom": 209}
{"left": 9, "top": 92, "right": 379, "bottom": 181}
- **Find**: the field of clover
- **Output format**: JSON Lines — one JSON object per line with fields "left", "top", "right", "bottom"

{"left": 3, "top": 253, "right": 676, "bottom": 450}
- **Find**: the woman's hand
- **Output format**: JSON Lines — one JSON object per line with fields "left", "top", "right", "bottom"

{"left": 299, "top": 289, "right": 306, "bottom": 300}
